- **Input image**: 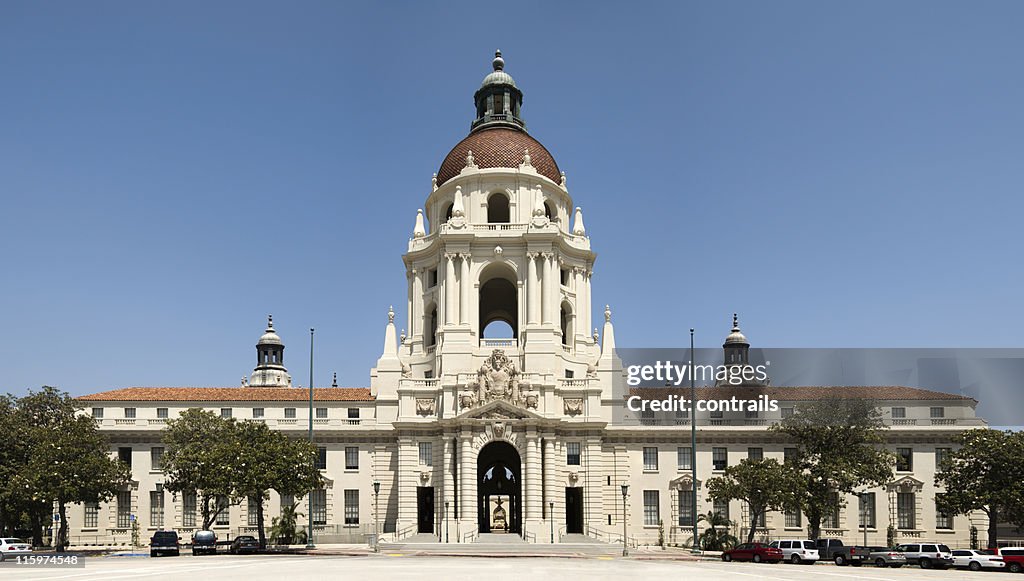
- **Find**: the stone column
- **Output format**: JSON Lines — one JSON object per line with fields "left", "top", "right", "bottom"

{"left": 460, "top": 433, "right": 472, "bottom": 525}
{"left": 542, "top": 436, "right": 555, "bottom": 527}
{"left": 412, "top": 269, "right": 422, "bottom": 337}
{"left": 397, "top": 438, "right": 417, "bottom": 530}
{"left": 445, "top": 253, "right": 457, "bottom": 325}
{"left": 460, "top": 254, "right": 471, "bottom": 325}
{"left": 442, "top": 435, "right": 454, "bottom": 532}
{"left": 583, "top": 271, "right": 592, "bottom": 338}
{"left": 527, "top": 253, "right": 539, "bottom": 325}
{"left": 526, "top": 431, "right": 540, "bottom": 520}
{"left": 541, "top": 252, "right": 554, "bottom": 324}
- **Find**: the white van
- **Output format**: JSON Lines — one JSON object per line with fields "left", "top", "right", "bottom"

{"left": 768, "top": 539, "right": 820, "bottom": 564}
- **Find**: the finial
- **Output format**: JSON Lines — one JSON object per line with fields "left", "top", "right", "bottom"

{"left": 493, "top": 49, "right": 504, "bottom": 71}
{"left": 266, "top": 314, "right": 274, "bottom": 329}
{"left": 572, "top": 206, "right": 587, "bottom": 236}
{"left": 522, "top": 148, "right": 532, "bottom": 166}
{"left": 466, "top": 150, "right": 475, "bottom": 167}
{"left": 605, "top": 305, "right": 612, "bottom": 322}
{"left": 413, "top": 209, "right": 426, "bottom": 238}
{"left": 431, "top": 173, "right": 438, "bottom": 192}
{"left": 560, "top": 171, "right": 567, "bottom": 187}
{"left": 332, "top": 372, "right": 338, "bottom": 388}
{"left": 388, "top": 305, "right": 395, "bottom": 323}
{"left": 400, "top": 328, "right": 407, "bottom": 343}
{"left": 593, "top": 328, "right": 600, "bottom": 342}
{"left": 732, "top": 313, "right": 740, "bottom": 331}
{"left": 241, "top": 376, "right": 246, "bottom": 386}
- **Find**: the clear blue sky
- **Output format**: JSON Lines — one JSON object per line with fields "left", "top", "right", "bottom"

{"left": 2, "top": 1, "right": 1022, "bottom": 396}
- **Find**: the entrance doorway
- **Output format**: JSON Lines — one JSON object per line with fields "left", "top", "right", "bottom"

{"left": 417, "top": 487, "right": 435, "bottom": 534}
{"left": 477, "top": 441, "right": 522, "bottom": 534}
{"left": 565, "top": 488, "right": 583, "bottom": 534}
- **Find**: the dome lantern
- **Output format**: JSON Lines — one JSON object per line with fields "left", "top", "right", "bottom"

{"left": 472, "top": 50, "right": 525, "bottom": 132}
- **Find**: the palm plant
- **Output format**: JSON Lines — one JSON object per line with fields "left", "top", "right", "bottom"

{"left": 697, "top": 511, "right": 738, "bottom": 551}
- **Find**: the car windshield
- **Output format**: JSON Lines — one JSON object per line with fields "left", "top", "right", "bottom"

{"left": 803, "top": 541, "right": 816, "bottom": 549}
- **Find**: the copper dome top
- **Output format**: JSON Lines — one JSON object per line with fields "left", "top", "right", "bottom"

{"left": 436, "top": 127, "right": 561, "bottom": 187}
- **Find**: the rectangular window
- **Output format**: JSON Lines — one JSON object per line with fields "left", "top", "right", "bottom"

{"left": 220, "top": 408, "right": 232, "bottom": 419}
{"left": 935, "top": 447, "right": 951, "bottom": 467}
{"left": 713, "top": 498, "right": 730, "bottom": 521}
{"left": 936, "top": 495, "right": 953, "bottom": 529}
{"left": 419, "top": 442, "right": 433, "bottom": 465}
{"left": 183, "top": 493, "right": 196, "bottom": 528}
{"left": 709, "top": 409, "right": 723, "bottom": 419}
{"left": 781, "top": 407, "right": 794, "bottom": 419}
{"left": 311, "top": 489, "right": 327, "bottom": 526}
{"left": 316, "top": 447, "right": 327, "bottom": 470}
{"left": 747, "top": 447, "right": 763, "bottom": 461}
{"left": 117, "top": 491, "right": 131, "bottom": 528}
{"left": 150, "top": 447, "right": 164, "bottom": 471}
{"left": 896, "top": 447, "right": 913, "bottom": 472}
{"left": 930, "top": 407, "right": 945, "bottom": 418}
{"left": 643, "top": 447, "right": 659, "bottom": 471}
{"left": 640, "top": 409, "right": 654, "bottom": 423}
{"left": 285, "top": 407, "right": 296, "bottom": 419}
{"left": 643, "top": 490, "right": 660, "bottom": 526}
{"left": 248, "top": 496, "right": 260, "bottom": 527}
{"left": 897, "top": 492, "right": 916, "bottom": 530}
{"left": 345, "top": 446, "right": 359, "bottom": 470}
{"left": 118, "top": 447, "right": 132, "bottom": 468}
{"left": 344, "top": 489, "right": 359, "bottom": 525}
{"left": 566, "top": 442, "right": 581, "bottom": 466}
{"left": 157, "top": 407, "right": 168, "bottom": 419}
{"left": 92, "top": 407, "right": 104, "bottom": 419}
{"left": 676, "top": 447, "right": 692, "bottom": 470}
{"left": 744, "top": 408, "right": 759, "bottom": 419}
{"left": 252, "top": 407, "right": 264, "bottom": 419}
{"left": 84, "top": 502, "right": 99, "bottom": 528}
{"left": 891, "top": 407, "right": 906, "bottom": 419}
{"left": 280, "top": 494, "right": 294, "bottom": 515}
{"left": 784, "top": 447, "right": 799, "bottom": 464}
{"left": 675, "top": 407, "right": 689, "bottom": 419}
{"left": 712, "top": 447, "right": 727, "bottom": 471}
{"left": 124, "top": 407, "right": 136, "bottom": 419}
{"left": 822, "top": 492, "right": 840, "bottom": 529}
{"left": 677, "top": 490, "right": 693, "bottom": 527}
{"left": 215, "top": 495, "right": 230, "bottom": 526}
{"left": 785, "top": 507, "right": 802, "bottom": 528}
{"left": 859, "top": 492, "right": 876, "bottom": 529}
{"left": 150, "top": 489, "right": 164, "bottom": 528}
{"left": 348, "top": 408, "right": 360, "bottom": 419}
{"left": 316, "top": 407, "right": 328, "bottom": 419}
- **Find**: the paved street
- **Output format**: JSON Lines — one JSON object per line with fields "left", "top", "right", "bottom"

{"left": 0, "top": 554, "right": 1011, "bottom": 581}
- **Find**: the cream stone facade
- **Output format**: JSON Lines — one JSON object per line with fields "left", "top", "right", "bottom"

{"left": 74, "top": 52, "right": 989, "bottom": 549}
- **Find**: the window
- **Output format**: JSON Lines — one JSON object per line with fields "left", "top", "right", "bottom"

{"left": 316, "top": 447, "right": 327, "bottom": 470}
{"left": 676, "top": 407, "right": 689, "bottom": 420}
{"left": 643, "top": 447, "right": 659, "bottom": 471}
{"left": 248, "top": 496, "right": 260, "bottom": 526}
{"left": 419, "top": 442, "right": 433, "bottom": 466}
{"left": 150, "top": 447, "right": 164, "bottom": 471}
{"left": 781, "top": 407, "right": 794, "bottom": 419}
{"left": 930, "top": 407, "right": 945, "bottom": 418}
{"left": 566, "top": 442, "right": 581, "bottom": 466}
{"left": 896, "top": 448, "right": 913, "bottom": 472}
{"left": 564, "top": 369, "right": 574, "bottom": 379}
{"left": 713, "top": 498, "right": 730, "bottom": 521}
{"left": 348, "top": 408, "right": 360, "bottom": 420}
{"left": 280, "top": 494, "right": 294, "bottom": 515}
{"left": 311, "top": 489, "right": 327, "bottom": 526}
{"left": 117, "top": 490, "right": 131, "bottom": 528}
{"left": 897, "top": 492, "right": 916, "bottom": 530}
{"left": 92, "top": 407, "right": 104, "bottom": 419}
{"left": 822, "top": 492, "right": 840, "bottom": 529}
{"left": 785, "top": 507, "right": 801, "bottom": 528}
{"left": 157, "top": 407, "right": 168, "bottom": 419}
{"left": 891, "top": 407, "right": 906, "bottom": 419}
{"left": 428, "top": 269, "right": 438, "bottom": 288}
{"left": 487, "top": 193, "right": 510, "bottom": 223}
{"left": 784, "top": 447, "right": 799, "bottom": 464}
{"left": 344, "top": 489, "right": 359, "bottom": 525}
{"left": 677, "top": 490, "right": 693, "bottom": 526}
{"left": 747, "top": 447, "right": 763, "bottom": 461}
{"left": 118, "top": 447, "right": 132, "bottom": 468}
{"left": 150, "top": 489, "right": 164, "bottom": 528}
{"left": 345, "top": 446, "right": 359, "bottom": 470}
{"left": 640, "top": 409, "right": 654, "bottom": 423}
{"left": 712, "top": 447, "right": 727, "bottom": 471}
{"left": 183, "top": 493, "right": 196, "bottom": 528}
{"left": 709, "top": 409, "right": 723, "bottom": 419}
{"left": 316, "top": 407, "right": 328, "bottom": 419}
{"left": 858, "top": 493, "right": 876, "bottom": 529}
{"left": 252, "top": 407, "right": 264, "bottom": 419}
{"left": 935, "top": 447, "right": 951, "bottom": 467}
{"left": 935, "top": 496, "right": 953, "bottom": 529}
{"left": 220, "top": 408, "right": 232, "bottom": 419}
{"left": 285, "top": 407, "right": 296, "bottom": 419}
{"left": 744, "top": 408, "right": 759, "bottom": 419}
{"left": 643, "top": 490, "right": 660, "bottom": 526}
{"left": 124, "top": 407, "right": 136, "bottom": 419}
{"left": 677, "top": 447, "right": 692, "bottom": 470}
{"left": 84, "top": 502, "right": 99, "bottom": 528}
{"left": 215, "top": 495, "right": 230, "bottom": 525}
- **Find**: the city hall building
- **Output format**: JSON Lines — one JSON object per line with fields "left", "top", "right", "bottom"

{"left": 75, "top": 52, "right": 987, "bottom": 548}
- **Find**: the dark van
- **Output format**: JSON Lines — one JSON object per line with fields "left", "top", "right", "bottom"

{"left": 192, "top": 530, "right": 218, "bottom": 555}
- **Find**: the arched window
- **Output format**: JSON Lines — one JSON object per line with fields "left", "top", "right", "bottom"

{"left": 560, "top": 303, "right": 574, "bottom": 347}
{"left": 544, "top": 201, "right": 554, "bottom": 220}
{"left": 427, "top": 305, "right": 438, "bottom": 347}
{"left": 487, "top": 193, "right": 510, "bottom": 223}
{"left": 445, "top": 203, "right": 454, "bottom": 222}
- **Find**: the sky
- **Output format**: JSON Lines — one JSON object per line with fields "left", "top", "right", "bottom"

{"left": 1, "top": 1, "right": 1022, "bottom": 397}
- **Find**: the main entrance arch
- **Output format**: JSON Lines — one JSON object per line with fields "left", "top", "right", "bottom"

{"left": 477, "top": 441, "right": 522, "bottom": 534}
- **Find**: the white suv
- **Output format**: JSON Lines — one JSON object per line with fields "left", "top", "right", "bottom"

{"left": 895, "top": 543, "right": 954, "bottom": 569}
{"left": 769, "top": 539, "right": 820, "bottom": 564}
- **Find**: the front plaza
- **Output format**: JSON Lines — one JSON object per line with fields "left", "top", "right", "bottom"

{"left": 72, "top": 52, "right": 989, "bottom": 550}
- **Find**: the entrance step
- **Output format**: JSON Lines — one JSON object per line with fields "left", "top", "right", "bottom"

{"left": 477, "top": 533, "right": 525, "bottom": 543}
{"left": 559, "top": 533, "right": 605, "bottom": 544}
{"left": 397, "top": 533, "right": 441, "bottom": 543}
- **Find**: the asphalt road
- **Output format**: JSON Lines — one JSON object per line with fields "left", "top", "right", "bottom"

{"left": 0, "top": 554, "right": 1010, "bottom": 581}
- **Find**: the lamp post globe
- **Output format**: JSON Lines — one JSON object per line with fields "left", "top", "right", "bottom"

{"left": 620, "top": 484, "right": 629, "bottom": 557}
{"left": 372, "top": 480, "right": 381, "bottom": 552}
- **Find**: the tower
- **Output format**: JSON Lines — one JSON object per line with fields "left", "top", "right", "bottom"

{"left": 249, "top": 314, "right": 292, "bottom": 387}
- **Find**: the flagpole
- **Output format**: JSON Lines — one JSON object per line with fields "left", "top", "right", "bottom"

{"left": 307, "top": 327, "right": 316, "bottom": 549}
{"left": 690, "top": 328, "right": 699, "bottom": 553}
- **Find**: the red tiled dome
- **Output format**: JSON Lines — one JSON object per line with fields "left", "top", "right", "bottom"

{"left": 437, "top": 127, "right": 560, "bottom": 186}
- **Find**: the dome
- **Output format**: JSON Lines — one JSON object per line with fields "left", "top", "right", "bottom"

{"left": 436, "top": 127, "right": 561, "bottom": 186}
{"left": 481, "top": 70, "right": 516, "bottom": 88}
{"left": 724, "top": 313, "right": 748, "bottom": 345}
{"left": 257, "top": 315, "right": 283, "bottom": 346}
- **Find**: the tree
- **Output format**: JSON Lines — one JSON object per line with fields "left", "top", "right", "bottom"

{"left": 697, "top": 510, "right": 738, "bottom": 551}
{"left": 707, "top": 458, "right": 800, "bottom": 544}
{"left": 935, "top": 429, "right": 1024, "bottom": 549}
{"left": 770, "top": 397, "right": 894, "bottom": 540}
{"left": 161, "top": 409, "right": 238, "bottom": 529}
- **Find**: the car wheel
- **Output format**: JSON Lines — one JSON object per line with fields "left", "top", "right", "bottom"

{"left": 876, "top": 558, "right": 887, "bottom": 568}
{"left": 835, "top": 555, "right": 846, "bottom": 566}
{"left": 920, "top": 558, "right": 932, "bottom": 569}
{"left": 1009, "top": 562, "right": 1022, "bottom": 574}
{"left": 791, "top": 554, "right": 801, "bottom": 564}
{"left": 722, "top": 553, "right": 732, "bottom": 562}
{"left": 753, "top": 554, "right": 762, "bottom": 563}
{"left": 969, "top": 561, "right": 982, "bottom": 572}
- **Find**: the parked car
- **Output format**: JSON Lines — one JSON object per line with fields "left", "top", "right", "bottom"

{"left": 191, "top": 530, "right": 218, "bottom": 555}
{"left": 0, "top": 538, "right": 32, "bottom": 561}
{"left": 895, "top": 543, "right": 954, "bottom": 569}
{"left": 996, "top": 547, "right": 1024, "bottom": 573}
{"left": 951, "top": 549, "right": 1006, "bottom": 571}
{"left": 229, "top": 535, "right": 259, "bottom": 555}
{"left": 815, "top": 538, "right": 871, "bottom": 566}
{"left": 768, "top": 539, "right": 819, "bottom": 564}
{"left": 722, "top": 543, "right": 784, "bottom": 563}
{"left": 868, "top": 546, "right": 907, "bottom": 568}
{"left": 149, "top": 530, "right": 180, "bottom": 557}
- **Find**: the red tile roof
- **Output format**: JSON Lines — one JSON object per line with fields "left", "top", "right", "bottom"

{"left": 437, "top": 127, "right": 561, "bottom": 186}
{"left": 77, "top": 387, "right": 374, "bottom": 402}
{"left": 629, "top": 385, "right": 975, "bottom": 403}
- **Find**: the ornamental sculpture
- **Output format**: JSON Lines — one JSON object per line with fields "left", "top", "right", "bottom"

{"left": 563, "top": 398, "right": 583, "bottom": 416}
{"left": 460, "top": 349, "right": 528, "bottom": 409}
{"left": 415, "top": 398, "right": 436, "bottom": 416}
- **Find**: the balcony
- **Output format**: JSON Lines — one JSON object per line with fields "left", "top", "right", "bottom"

{"left": 481, "top": 338, "right": 517, "bottom": 349}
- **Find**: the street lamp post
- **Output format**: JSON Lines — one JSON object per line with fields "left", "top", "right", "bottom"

{"left": 860, "top": 491, "right": 868, "bottom": 548}
{"left": 549, "top": 501, "right": 554, "bottom": 544}
{"left": 690, "top": 328, "right": 699, "bottom": 554}
{"left": 306, "top": 328, "right": 315, "bottom": 550}
{"left": 620, "top": 484, "right": 629, "bottom": 557}
{"left": 445, "top": 501, "right": 449, "bottom": 543}
{"left": 373, "top": 480, "right": 381, "bottom": 552}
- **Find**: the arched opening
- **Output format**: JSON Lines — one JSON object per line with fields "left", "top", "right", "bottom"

{"left": 427, "top": 304, "right": 438, "bottom": 347}
{"left": 444, "top": 203, "right": 454, "bottom": 222}
{"left": 482, "top": 320, "right": 514, "bottom": 339}
{"left": 479, "top": 279, "right": 518, "bottom": 339}
{"left": 544, "top": 201, "right": 554, "bottom": 220}
{"left": 487, "top": 193, "right": 510, "bottom": 223}
{"left": 477, "top": 441, "right": 521, "bottom": 534}
{"left": 560, "top": 302, "right": 573, "bottom": 347}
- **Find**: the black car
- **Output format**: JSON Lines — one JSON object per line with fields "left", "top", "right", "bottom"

{"left": 229, "top": 535, "right": 260, "bottom": 554}
{"left": 191, "top": 530, "right": 217, "bottom": 555}
{"left": 150, "top": 531, "right": 180, "bottom": 557}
